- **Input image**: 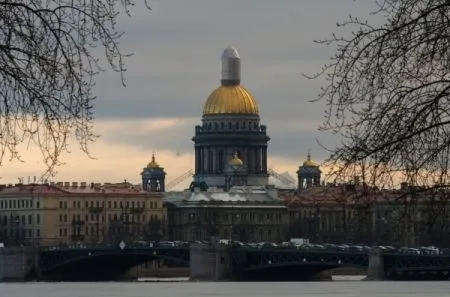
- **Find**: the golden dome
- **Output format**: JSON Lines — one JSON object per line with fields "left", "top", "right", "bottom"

{"left": 303, "top": 152, "right": 318, "bottom": 167}
{"left": 147, "top": 154, "right": 160, "bottom": 168}
{"left": 229, "top": 152, "right": 244, "bottom": 166}
{"left": 203, "top": 85, "right": 259, "bottom": 115}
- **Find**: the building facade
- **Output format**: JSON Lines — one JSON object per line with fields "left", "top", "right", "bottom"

{"left": 165, "top": 186, "right": 288, "bottom": 243}
{"left": 0, "top": 182, "right": 166, "bottom": 246}
{"left": 192, "top": 47, "right": 270, "bottom": 189}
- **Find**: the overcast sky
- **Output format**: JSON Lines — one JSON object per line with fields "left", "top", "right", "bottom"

{"left": 2, "top": 0, "right": 382, "bottom": 189}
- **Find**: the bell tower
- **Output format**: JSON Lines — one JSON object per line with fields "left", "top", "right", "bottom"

{"left": 141, "top": 154, "right": 166, "bottom": 192}
{"left": 297, "top": 152, "right": 321, "bottom": 191}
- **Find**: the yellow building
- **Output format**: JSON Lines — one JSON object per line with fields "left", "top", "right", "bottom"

{"left": 0, "top": 182, "right": 166, "bottom": 246}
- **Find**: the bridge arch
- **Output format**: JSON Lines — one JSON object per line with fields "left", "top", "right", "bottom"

{"left": 40, "top": 250, "right": 189, "bottom": 281}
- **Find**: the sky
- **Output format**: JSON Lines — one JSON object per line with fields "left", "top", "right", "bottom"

{"left": 1, "top": 0, "right": 382, "bottom": 189}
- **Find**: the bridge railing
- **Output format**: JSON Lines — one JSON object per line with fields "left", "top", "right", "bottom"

{"left": 40, "top": 243, "right": 186, "bottom": 251}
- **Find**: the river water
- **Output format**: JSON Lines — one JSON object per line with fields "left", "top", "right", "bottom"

{"left": 1, "top": 277, "right": 450, "bottom": 297}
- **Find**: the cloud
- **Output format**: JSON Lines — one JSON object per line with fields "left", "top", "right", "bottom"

{"left": 5, "top": 0, "right": 386, "bottom": 187}
{"left": 91, "top": 0, "right": 382, "bottom": 121}
{"left": 0, "top": 118, "right": 334, "bottom": 190}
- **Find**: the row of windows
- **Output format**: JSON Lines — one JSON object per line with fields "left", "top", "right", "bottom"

{"left": 0, "top": 214, "right": 40, "bottom": 226}
{"left": 0, "top": 199, "right": 40, "bottom": 210}
{"left": 202, "top": 121, "right": 261, "bottom": 131}
{"left": 60, "top": 200, "right": 160, "bottom": 210}
{"left": 60, "top": 213, "right": 162, "bottom": 224}
{"left": 183, "top": 227, "right": 282, "bottom": 242}
{"left": 0, "top": 228, "right": 40, "bottom": 238}
{"left": 59, "top": 224, "right": 150, "bottom": 237}
{"left": 186, "top": 212, "right": 284, "bottom": 223}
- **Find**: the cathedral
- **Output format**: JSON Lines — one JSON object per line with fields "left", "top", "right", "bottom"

{"left": 141, "top": 46, "right": 322, "bottom": 193}
{"left": 192, "top": 46, "right": 270, "bottom": 190}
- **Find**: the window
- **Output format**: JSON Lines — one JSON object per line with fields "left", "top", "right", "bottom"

{"left": 59, "top": 201, "right": 63, "bottom": 209}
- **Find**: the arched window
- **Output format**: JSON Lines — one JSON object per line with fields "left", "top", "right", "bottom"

{"left": 228, "top": 122, "right": 232, "bottom": 129}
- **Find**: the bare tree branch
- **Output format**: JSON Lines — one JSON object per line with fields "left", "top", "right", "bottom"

{"left": 309, "top": 0, "right": 450, "bottom": 191}
{"left": 0, "top": 0, "right": 149, "bottom": 178}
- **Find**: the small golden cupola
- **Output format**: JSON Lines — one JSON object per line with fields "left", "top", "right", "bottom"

{"left": 302, "top": 151, "right": 318, "bottom": 167}
{"left": 147, "top": 153, "right": 160, "bottom": 168}
{"left": 297, "top": 151, "right": 321, "bottom": 191}
{"left": 229, "top": 152, "right": 244, "bottom": 166}
{"left": 141, "top": 153, "right": 166, "bottom": 192}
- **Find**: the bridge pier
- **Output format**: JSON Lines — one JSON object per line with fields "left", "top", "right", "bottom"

{"left": 0, "top": 246, "right": 36, "bottom": 281}
{"left": 365, "top": 248, "right": 385, "bottom": 281}
{"left": 189, "top": 242, "right": 231, "bottom": 281}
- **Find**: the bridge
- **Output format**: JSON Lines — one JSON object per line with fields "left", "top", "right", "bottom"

{"left": 36, "top": 244, "right": 450, "bottom": 281}
{"left": 38, "top": 244, "right": 189, "bottom": 281}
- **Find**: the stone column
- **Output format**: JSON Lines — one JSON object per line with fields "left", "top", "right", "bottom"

{"left": 262, "top": 147, "right": 267, "bottom": 173}
{"left": 365, "top": 248, "right": 385, "bottom": 280}
{"left": 195, "top": 148, "right": 200, "bottom": 173}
